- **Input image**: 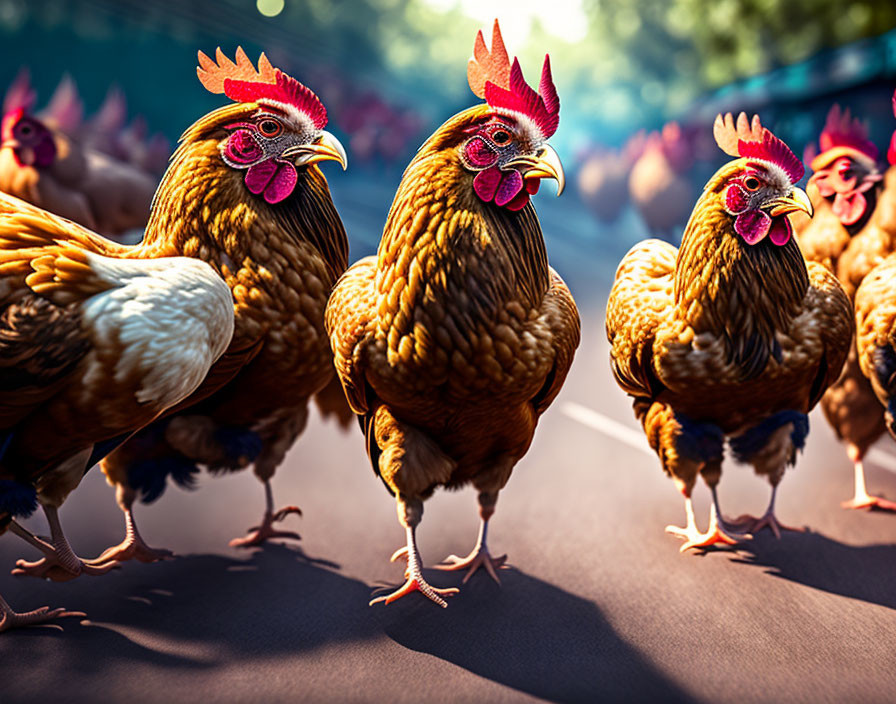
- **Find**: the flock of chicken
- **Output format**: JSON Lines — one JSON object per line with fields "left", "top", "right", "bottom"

{"left": 0, "top": 19, "right": 895, "bottom": 633}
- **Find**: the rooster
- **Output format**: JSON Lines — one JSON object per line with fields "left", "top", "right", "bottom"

{"left": 798, "top": 96, "right": 896, "bottom": 510}
{"left": 607, "top": 113, "right": 852, "bottom": 551}
{"left": 326, "top": 21, "right": 579, "bottom": 608}
{"left": 577, "top": 132, "right": 644, "bottom": 224}
{"left": 628, "top": 122, "right": 694, "bottom": 241}
{"left": 0, "top": 192, "right": 234, "bottom": 631}
{"left": 92, "top": 48, "right": 349, "bottom": 562}
{"left": 0, "top": 71, "right": 158, "bottom": 239}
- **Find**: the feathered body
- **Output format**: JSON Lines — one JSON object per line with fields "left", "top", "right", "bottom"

{"left": 0, "top": 94, "right": 158, "bottom": 239}
{"left": 328, "top": 22, "right": 579, "bottom": 607}
{"left": 330, "top": 106, "right": 578, "bottom": 492}
{"left": 0, "top": 192, "right": 232, "bottom": 629}
{"left": 96, "top": 50, "right": 350, "bottom": 555}
{"left": 796, "top": 99, "right": 896, "bottom": 510}
{"left": 608, "top": 115, "right": 852, "bottom": 549}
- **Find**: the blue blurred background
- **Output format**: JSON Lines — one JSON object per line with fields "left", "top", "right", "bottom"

{"left": 3, "top": 0, "right": 896, "bottom": 291}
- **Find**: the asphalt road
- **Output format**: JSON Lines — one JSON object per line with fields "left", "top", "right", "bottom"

{"left": 4, "top": 240, "right": 896, "bottom": 702}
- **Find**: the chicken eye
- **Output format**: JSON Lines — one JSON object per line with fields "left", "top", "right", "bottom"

{"left": 491, "top": 130, "right": 511, "bottom": 145}
{"left": 744, "top": 176, "right": 761, "bottom": 191}
{"left": 258, "top": 119, "right": 282, "bottom": 138}
{"left": 18, "top": 124, "right": 32, "bottom": 136}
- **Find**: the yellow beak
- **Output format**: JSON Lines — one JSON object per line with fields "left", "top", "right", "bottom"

{"left": 505, "top": 144, "right": 565, "bottom": 197}
{"left": 282, "top": 130, "right": 348, "bottom": 170}
{"left": 767, "top": 187, "right": 813, "bottom": 218}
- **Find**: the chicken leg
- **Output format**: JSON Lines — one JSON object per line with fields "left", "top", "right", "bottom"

{"left": 370, "top": 497, "right": 458, "bottom": 608}
{"left": 665, "top": 496, "right": 743, "bottom": 552}
{"left": 841, "top": 458, "right": 896, "bottom": 511}
{"left": 0, "top": 593, "right": 84, "bottom": 633}
{"left": 90, "top": 484, "right": 174, "bottom": 564}
{"left": 9, "top": 508, "right": 119, "bottom": 580}
{"left": 229, "top": 480, "right": 302, "bottom": 548}
{"left": 725, "top": 484, "right": 803, "bottom": 539}
{"left": 435, "top": 491, "right": 507, "bottom": 584}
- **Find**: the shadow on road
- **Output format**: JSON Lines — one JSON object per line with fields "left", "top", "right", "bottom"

{"left": 1, "top": 545, "right": 375, "bottom": 680}
{"left": 730, "top": 530, "right": 896, "bottom": 610}
{"left": 374, "top": 566, "right": 695, "bottom": 704}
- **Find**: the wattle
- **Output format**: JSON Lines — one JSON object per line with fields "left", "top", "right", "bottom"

{"left": 831, "top": 191, "right": 868, "bottom": 226}
{"left": 245, "top": 159, "right": 298, "bottom": 204}
{"left": 473, "top": 166, "right": 532, "bottom": 211}
{"left": 734, "top": 209, "right": 792, "bottom": 246}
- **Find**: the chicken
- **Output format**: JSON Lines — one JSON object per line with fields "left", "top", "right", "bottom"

{"left": 855, "top": 254, "right": 896, "bottom": 463}
{"left": 326, "top": 21, "right": 580, "bottom": 608}
{"left": 0, "top": 71, "right": 158, "bottom": 239}
{"left": 607, "top": 113, "right": 852, "bottom": 551}
{"left": 628, "top": 122, "right": 694, "bottom": 241}
{"left": 577, "top": 132, "right": 644, "bottom": 224}
{"left": 93, "top": 48, "right": 349, "bottom": 562}
{"left": 798, "top": 97, "right": 896, "bottom": 510}
{"left": 0, "top": 192, "right": 233, "bottom": 631}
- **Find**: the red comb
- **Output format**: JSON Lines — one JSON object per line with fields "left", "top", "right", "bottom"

{"left": 889, "top": 90, "right": 896, "bottom": 166}
{"left": 197, "top": 47, "right": 327, "bottom": 130}
{"left": 468, "top": 20, "right": 559, "bottom": 140}
{"left": 3, "top": 68, "right": 36, "bottom": 115}
{"left": 713, "top": 112, "right": 804, "bottom": 183}
{"left": 817, "top": 104, "right": 878, "bottom": 162}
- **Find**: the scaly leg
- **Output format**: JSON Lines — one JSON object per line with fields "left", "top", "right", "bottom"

{"left": 89, "top": 485, "right": 174, "bottom": 564}
{"left": 371, "top": 498, "right": 458, "bottom": 608}
{"left": 725, "top": 485, "right": 803, "bottom": 539}
{"left": 9, "top": 508, "right": 119, "bottom": 581}
{"left": 841, "top": 459, "right": 896, "bottom": 511}
{"left": 665, "top": 497, "right": 743, "bottom": 552}
{"left": 435, "top": 491, "right": 507, "bottom": 584}
{"left": 230, "top": 480, "right": 301, "bottom": 548}
{"left": 0, "top": 593, "right": 84, "bottom": 633}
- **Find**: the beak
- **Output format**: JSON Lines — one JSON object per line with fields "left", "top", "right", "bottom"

{"left": 767, "top": 187, "right": 813, "bottom": 218}
{"left": 504, "top": 144, "right": 565, "bottom": 197}
{"left": 282, "top": 130, "right": 348, "bottom": 170}
{"left": 1, "top": 138, "right": 19, "bottom": 150}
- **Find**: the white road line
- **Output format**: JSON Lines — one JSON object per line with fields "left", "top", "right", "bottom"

{"left": 561, "top": 401, "right": 654, "bottom": 457}
{"left": 867, "top": 448, "right": 896, "bottom": 475}
{"left": 563, "top": 401, "right": 896, "bottom": 476}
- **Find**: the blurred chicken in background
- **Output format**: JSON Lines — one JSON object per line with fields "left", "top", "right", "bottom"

{"left": 798, "top": 94, "right": 896, "bottom": 510}
{"left": 577, "top": 131, "right": 645, "bottom": 224}
{"left": 628, "top": 122, "right": 695, "bottom": 241}
{"left": 0, "top": 70, "right": 162, "bottom": 241}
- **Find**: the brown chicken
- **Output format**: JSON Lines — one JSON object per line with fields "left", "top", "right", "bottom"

{"left": 628, "top": 122, "right": 694, "bottom": 241}
{"left": 326, "top": 21, "right": 579, "bottom": 608}
{"left": 93, "top": 48, "right": 349, "bottom": 562}
{"left": 577, "top": 132, "right": 645, "bottom": 224}
{"left": 0, "top": 192, "right": 234, "bottom": 631}
{"left": 607, "top": 113, "right": 852, "bottom": 551}
{"left": 0, "top": 72, "right": 158, "bottom": 239}
{"left": 797, "top": 96, "right": 896, "bottom": 510}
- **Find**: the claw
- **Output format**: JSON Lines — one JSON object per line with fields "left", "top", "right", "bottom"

{"left": 0, "top": 604, "right": 86, "bottom": 633}
{"left": 725, "top": 512, "right": 802, "bottom": 539}
{"left": 230, "top": 507, "right": 302, "bottom": 548}
{"left": 842, "top": 494, "right": 896, "bottom": 512}
{"left": 12, "top": 556, "right": 120, "bottom": 581}
{"left": 435, "top": 549, "right": 508, "bottom": 585}
{"left": 369, "top": 578, "right": 459, "bottom": 608}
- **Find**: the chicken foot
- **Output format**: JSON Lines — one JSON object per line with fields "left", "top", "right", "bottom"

{"left": 841, "top": 459, "right": 896, "bottom": 511}
{"left": 9, "top": 508, "right": 119, "bottom": 581}
{"left": 230, "top": 480, "right": 301, "bottom": 548}
{"left": 370, "top": 498, "right": 458, "bottom": 608}
{"left": 90, "top": 485, "right": 174, "bottom": 564}
{"left": 0, "top": 593, "right": 84, "bottom": 633}
{"left": 435, "top": 491, "right": 507, "bottom": 584}
{"left": 724, "top": 485, "right": 803, "bottom": 539}
{"left": 665, "top": 497, "right": 744, "bottom": 552}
